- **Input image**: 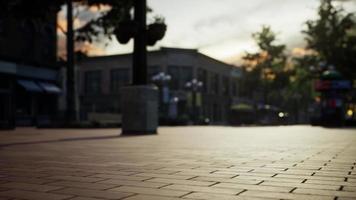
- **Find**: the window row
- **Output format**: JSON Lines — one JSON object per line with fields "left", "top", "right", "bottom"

{"left": 83, "top": 66, "right": 239, "bottom": 96}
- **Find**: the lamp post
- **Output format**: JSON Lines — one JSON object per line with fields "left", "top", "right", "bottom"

{"left": 66, "top": 0, "right": 76, "bottom": 123}
{"left": 151, "top": 72, "right": 172, "bottom": 83}
{"left": 185, "top": 79, "right": 203, "bottom": 124}
{"left": 152, "top": 72, "right": 172, "bottom": 121}
{"left": 132, "top": 0, "right": 147, "bottom": 85}
{"left": 120, "top": 0, "right": 159, "bottom": 135}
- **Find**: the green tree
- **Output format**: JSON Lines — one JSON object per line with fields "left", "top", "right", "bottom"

{"left": 286, "top": 54, "right": 320, "bottom": 121}
{"left": 1, "top": 0, "right": 162, "bottom": 45}
{"left": 303, "top": 0, "right": 356, "bottom": 79}
{"left": 70, "top": 0, "right": 135, "bottom": 43}
{"left": 242, "top": 25, "right": 288, "bottom": 105}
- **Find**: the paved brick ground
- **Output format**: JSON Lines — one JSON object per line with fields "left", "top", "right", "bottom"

{"left": 0, "top": 126, "right": 356, "bottom": 200}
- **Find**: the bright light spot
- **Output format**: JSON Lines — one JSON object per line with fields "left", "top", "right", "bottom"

{"left": 205, "top": 118, "right": 210, "bottom": 123}
{"left": 347, "top": 109, "right": 353, "bottom": 117}
{"left": 278, "top": 112, "right": 285, "bottom": 118}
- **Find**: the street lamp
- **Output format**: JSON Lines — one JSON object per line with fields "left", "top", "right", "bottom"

{"left": 168, "top": 97, "right": 179, "bottom": 120}
{"left": 120, "top": 0, "right": 165, "bottom": 134}
{"left": 151, "top": 72, "right": 172, "bottom": 83}
{"left": 151, "top": 72, "right": 171, "bottom": 122}
{"left": 185, "top": 78, "right": 203, "bottom": 124}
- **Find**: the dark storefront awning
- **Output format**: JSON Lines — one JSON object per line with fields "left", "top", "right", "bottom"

{"left": 17, "top": 80, "right": 43, "bottom": 93}
{"left": 38, "top": 82, "right": 62, "bottom": 94}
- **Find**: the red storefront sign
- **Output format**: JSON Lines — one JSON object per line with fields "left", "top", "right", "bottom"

{"left": 315, "top": 80, "right": 351, "bottom": 91}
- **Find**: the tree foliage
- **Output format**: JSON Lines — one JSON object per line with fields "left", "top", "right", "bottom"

{"left": 0, "top": 0, "right": 161, "bottom": 44}
{"left": 303, "top": 0, "right": 356, "bottom": 79}
{"left": 0, "top": 0, "right": 63, "bottom": 20}
{"left": 241, "top": 26, "right": 288, "bottom": 105}
{"left": 72, "top": 0, "right": 135, "bottom": 43}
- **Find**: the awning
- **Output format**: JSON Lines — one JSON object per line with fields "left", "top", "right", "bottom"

{"left": 17, "top": 80, "right": 43, "bottom": 93}
{"left": 38, "top": 82, "right": 62, "bottom": 94}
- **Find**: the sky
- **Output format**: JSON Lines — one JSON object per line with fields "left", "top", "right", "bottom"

{"left": 69, "top": 0, "right": 356, "bottom": 65}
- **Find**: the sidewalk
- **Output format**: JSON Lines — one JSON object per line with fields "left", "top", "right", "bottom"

{"left": 0, "top": 126, "right": 356, "bottom": 200}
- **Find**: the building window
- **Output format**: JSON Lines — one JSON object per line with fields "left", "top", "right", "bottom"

{"left": 167, "top": 66, "right": 193, "bottom": 90}
{"left": 222, "top": 76, "right": 230, "bottom": 96}
{"left": 214, "top": 74, "right": 220, "bottom": 95}
{"left": 110, "top": 68, "right": 129, "bottom": 93}
{"left": 210, "top": 73, "right": 219, "bottom": 95}
{"left": 232, "top": 79, "right": 238, "bottom": 96}
{"left": 84, "top": 70, "right": 101, "bottom": 94}
{"left": 180, "top": 67, "right": 193, "bottom": 89}
{"left": 198, "top": 68, "right": 208, "bottom": 93}
{"left": 0, "top": 20, "right": 4, "bottom": 38}
{"left": 168, "top": 66, "right": 180, "bottom": 90}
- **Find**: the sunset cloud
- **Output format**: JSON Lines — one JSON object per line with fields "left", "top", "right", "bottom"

{"left": 57, "top": 4, "right": 108, "bottom": 58}
{"left": 58, "top": 0, "right": 356, "bottom": 63}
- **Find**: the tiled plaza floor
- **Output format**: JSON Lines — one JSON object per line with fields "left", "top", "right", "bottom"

{"left": 0, "top": 126, "right": 356, "bottom": 200}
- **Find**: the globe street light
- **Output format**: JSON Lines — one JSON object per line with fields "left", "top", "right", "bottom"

{"left": 151, "top": 72, "right": 172, "bottom": 83}
{"left": 185, "top": 78, "right": 203, "bottom": 124}
{"left": 185, "top": 78, "right": 203, "bottom": 91}
{"left": 168, "top": 97, "right": 179, "bottom": 120}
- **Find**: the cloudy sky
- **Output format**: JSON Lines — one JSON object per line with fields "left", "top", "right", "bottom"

{"left": 93, "top": 0, "right": 355, "bottom": 64}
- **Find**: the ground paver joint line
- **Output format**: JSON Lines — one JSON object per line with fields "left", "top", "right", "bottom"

{"left": 338, "top": 186, "right": 344, "bottom": 191}
{"left": 208, "top": 182, "right": 220, "bottom": 187}
{"left": 142, "top": 177, "right": 155, "bottom": 182}
{"left": 236, "top": 189, "right": 247, "bottom": 196}
{"left": 289, "top": 187, "right": 297, "bottom": 193}
{"left": 179, "top": 191, "right": 194, "bottom": 198}
{"left": 158, "top": 183, "right": 173, "bottom": 189}
{"left": 230, "top": 174, "right": 239, "bottom": 179}
{"left": 256, "top": 180, "right": 264, "bottom": 185}
{"left": 65, "top": 195, "right": 78, "bottom": 200}
{"left": 119, "top": 193, "right": 137, "bottom": 200}
{"left": 186, "top": 176, "right": 198, "bottom": 180}
{"left": 103, "top": 185, "right": 122, "bottom": 191}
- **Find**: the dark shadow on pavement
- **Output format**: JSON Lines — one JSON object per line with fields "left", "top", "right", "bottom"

{"left": 0, "top": 135, "right": 121, "bottom": 148}
{"left": 0, "top": 132, "right": 159, "bottom": 148}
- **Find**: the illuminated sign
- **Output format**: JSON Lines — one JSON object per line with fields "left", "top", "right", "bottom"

{"left": 315, "top": 80, "right": 351, "bottom": 91}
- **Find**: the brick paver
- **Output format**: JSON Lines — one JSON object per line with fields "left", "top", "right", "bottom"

{"left": 0, "top": 126, "right": 356, "bottom": 200}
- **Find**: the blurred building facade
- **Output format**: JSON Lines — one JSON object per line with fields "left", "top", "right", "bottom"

{"left": 0, "top": 3, "right": 61, "bottom": 128}
{"left": 76, "top": 47, "right": 241, "bottom": 125}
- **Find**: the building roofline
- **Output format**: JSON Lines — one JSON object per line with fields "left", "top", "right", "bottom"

{"left": 196, "top": 53, "right": 237, "bottom": 70}
{"left": 80, "top": 47, "right": 239, "bottom": 70}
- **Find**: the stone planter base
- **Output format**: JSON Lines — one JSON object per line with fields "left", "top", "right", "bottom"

{"left": 120, "top": 85, "right": 159, "bottom": 135}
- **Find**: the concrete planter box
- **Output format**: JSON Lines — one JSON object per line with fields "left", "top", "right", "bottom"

{"left": 121, "top": 85, "right": 159, "bottom": 134}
